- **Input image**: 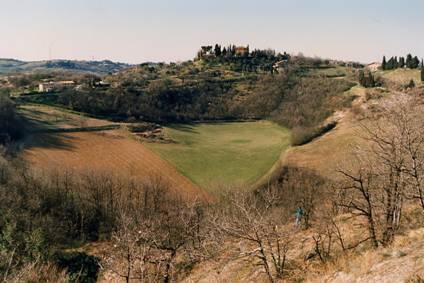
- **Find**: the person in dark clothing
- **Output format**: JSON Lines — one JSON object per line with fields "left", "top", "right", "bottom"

{"left": 295, "top": 206, "right": 304, "bottom": 226}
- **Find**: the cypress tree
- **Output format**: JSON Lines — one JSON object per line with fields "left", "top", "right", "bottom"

{"left": 382, "top": 56, "right": 387, "bottom": 70}
{"left": 214, "top": 44, "right": 222, "bottom": 56}
{"left": 358, "top": 70, "right": 375, "bottom": 88}
{"left": 222, "top": 47, "right": 227, "bottom": 57}
{"left": 231, "top": 45, "right": 236, "bottom": 56}
{"left": 412, "top": 56, "right": 420, "bottom": 69}
{"left": 358, "top": 70, "right": 365, "bottom": 86}
{"left": 387, "top": 57, "right": 394, "bottom": 70}
{"left": 406, "top": 54, "right": 413, "bottom": 68}
{"left": 421, "top": 60, "right": 424, "bottom": 82}
{"left": 399, "top": 57, "right": 405, "bottom": 68}
{"left": 367, "top": 71, "right": 375, "bottom": 87}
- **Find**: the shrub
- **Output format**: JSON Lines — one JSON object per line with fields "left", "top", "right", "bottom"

{"left": 407, "top": 79, "right": 415, "bottom": 89}
{"left": 270, "top": 77, "right": 354, "bottom": 130}
{"left": 358, "top": 70, "right": 375, "bottom": 88}
{"left": 291, "top": 122, "right": 337, "bottom": 146}
{"left": 0, "top": 96, "right": 23, "bottom": 143}
{"left": 127, "top": 122, "right": 160, "bottom": 133}
{"left": 53, "top": 252, "right": 100, "bottom": 283}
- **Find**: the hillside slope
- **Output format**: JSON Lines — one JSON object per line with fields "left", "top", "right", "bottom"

{"left": 180, "top": 226, "right": 424, "bottom": 283}
{"left": 0, "top": 58, "right": 131, "bottom": 75}
{"left": 20, "top": 104, "right": 208, "bottom": 200}
{"left": 181, "top": 69, "right": 424, "bottom": 283}
{"left": 320, "top": 228, "right": 424, "bottom": 282}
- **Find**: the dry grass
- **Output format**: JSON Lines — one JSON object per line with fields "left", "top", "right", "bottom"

{"left": 7, "top": 262, "right": 68, "bottom": 283}
{"left": 283, "top": 111, "right": 361, "bottom": 179}
{"left": 277, "top": 83, "right": 368, "bottom": 179}
{"left": 377, "top": 69, "right": 422, "bottom": 87}
{"left": 313, "top": 228, "right": 424, "bottom": 282}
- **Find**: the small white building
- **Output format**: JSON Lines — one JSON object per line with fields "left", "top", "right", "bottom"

{"left": 366, "top": 62, "right": 382, "bottom": 72}
{"left": 39, "top": 81, "right": 75, "bottom": 93}
{"left": 273, "top": 59, "right": 289, "bottom": 72}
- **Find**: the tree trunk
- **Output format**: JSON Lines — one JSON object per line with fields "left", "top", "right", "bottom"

{"left": 163, "top": 250, "right": 176, "bottom": 283}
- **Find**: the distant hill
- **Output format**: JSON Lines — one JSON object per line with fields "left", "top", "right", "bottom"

{"left": 0, "top": 58, "right": 131, "bottom": 75}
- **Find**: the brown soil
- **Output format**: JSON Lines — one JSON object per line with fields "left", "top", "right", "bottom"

{"left": 23, "top": 130, "right": 209, "bottom": 201}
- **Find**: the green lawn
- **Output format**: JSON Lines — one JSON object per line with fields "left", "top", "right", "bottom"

{"left": 145, "top": 121, "right": 291, "bottom": 191}
{"left": 313, "top": 67, "right": 349, "bottom": 78}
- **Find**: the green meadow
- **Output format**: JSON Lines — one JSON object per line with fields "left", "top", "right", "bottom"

{"left": 145, "top": 121, "right": 291, "bottom": 191}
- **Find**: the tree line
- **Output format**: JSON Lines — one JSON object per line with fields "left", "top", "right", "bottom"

{"left": 382, "top": 54, "right": 422, "bottom": 70}
{"left": 196, "top": 44, "right": 290, "bottom": 74}
{"left": 46, "top": 57, "right": 354, "bottom": 147}
{"left": 0, "top": 93, "right": 23, "bottom": 144}
{"left": 197, "top": 43, "right": 290, "bottom": 60}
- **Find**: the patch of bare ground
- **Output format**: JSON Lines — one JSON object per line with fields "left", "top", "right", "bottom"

{"left": 315, "top": 227, "right": 424, "bottom": 283}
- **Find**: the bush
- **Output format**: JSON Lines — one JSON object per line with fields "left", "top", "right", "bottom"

{"left": 0, "top": 96, "right": 23, "bottom": 143}
{"left": 407, "top": 79, "right": 415, "bottom": 89}
{"left": 53, "top": 252, "right": 100, "bottom": 283}
{"left": 358, "top": 70, "right": 375, "bottom": 88}
{"left": 127, "top": 122, "right": 160, "bottom": 133}
{"left": 291, "top": 122, "right": 337, "bottom": 146}
{"left": 270, "top": 77, "right": 354, "bottom": 130}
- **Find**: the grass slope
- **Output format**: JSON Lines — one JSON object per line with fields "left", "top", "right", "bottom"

{"left": 145, "top": 121, "right": 291, "bottom": 191}
{"left": 377, "top": 69, "right": 422, "bottom": 86}
{"left": 0, "top": 58, "right": 130, "bottom": 75}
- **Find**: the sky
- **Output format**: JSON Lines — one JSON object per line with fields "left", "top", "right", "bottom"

{"left": 1, "top": 0, "right": 423, "bottom": 64}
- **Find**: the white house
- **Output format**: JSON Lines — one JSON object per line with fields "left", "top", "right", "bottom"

{"left": 39, "top": 81, "right": 75, "bottom": 93}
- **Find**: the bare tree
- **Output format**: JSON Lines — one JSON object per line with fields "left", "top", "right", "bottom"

{"left": 104, "top": 212, "right": 154, "bottom": 283}
{"left": 103, "top": 177, "right": 207, "bottom": 283}
{"left": 337, "top": 163, "right": 380, "bottom": 248}
{"left": 212, "top": 189, "right": 292, "bottom": 282}
{"left": 393, "top": 102, "right": 424, "bottom": 210}
{"left": 337, "top": 96, "right": 424, "bottom": 247}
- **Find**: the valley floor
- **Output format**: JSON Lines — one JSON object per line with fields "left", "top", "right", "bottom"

{"left": 145, "top": 121, "right": 291, "bottom": 191}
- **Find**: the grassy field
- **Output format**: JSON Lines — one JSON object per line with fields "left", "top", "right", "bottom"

{"left": 377, "top": 69, "right": 422, "bottom": 86}
{"left": 144, "top": 121, "right": 291, "bottom": 191}
{"left": 313, "top": 66, "right": 350, "bottom": 78}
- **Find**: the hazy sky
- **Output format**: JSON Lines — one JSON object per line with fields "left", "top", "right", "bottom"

{"left": 1, "top": 0, "right": 423, "bottom": 63}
